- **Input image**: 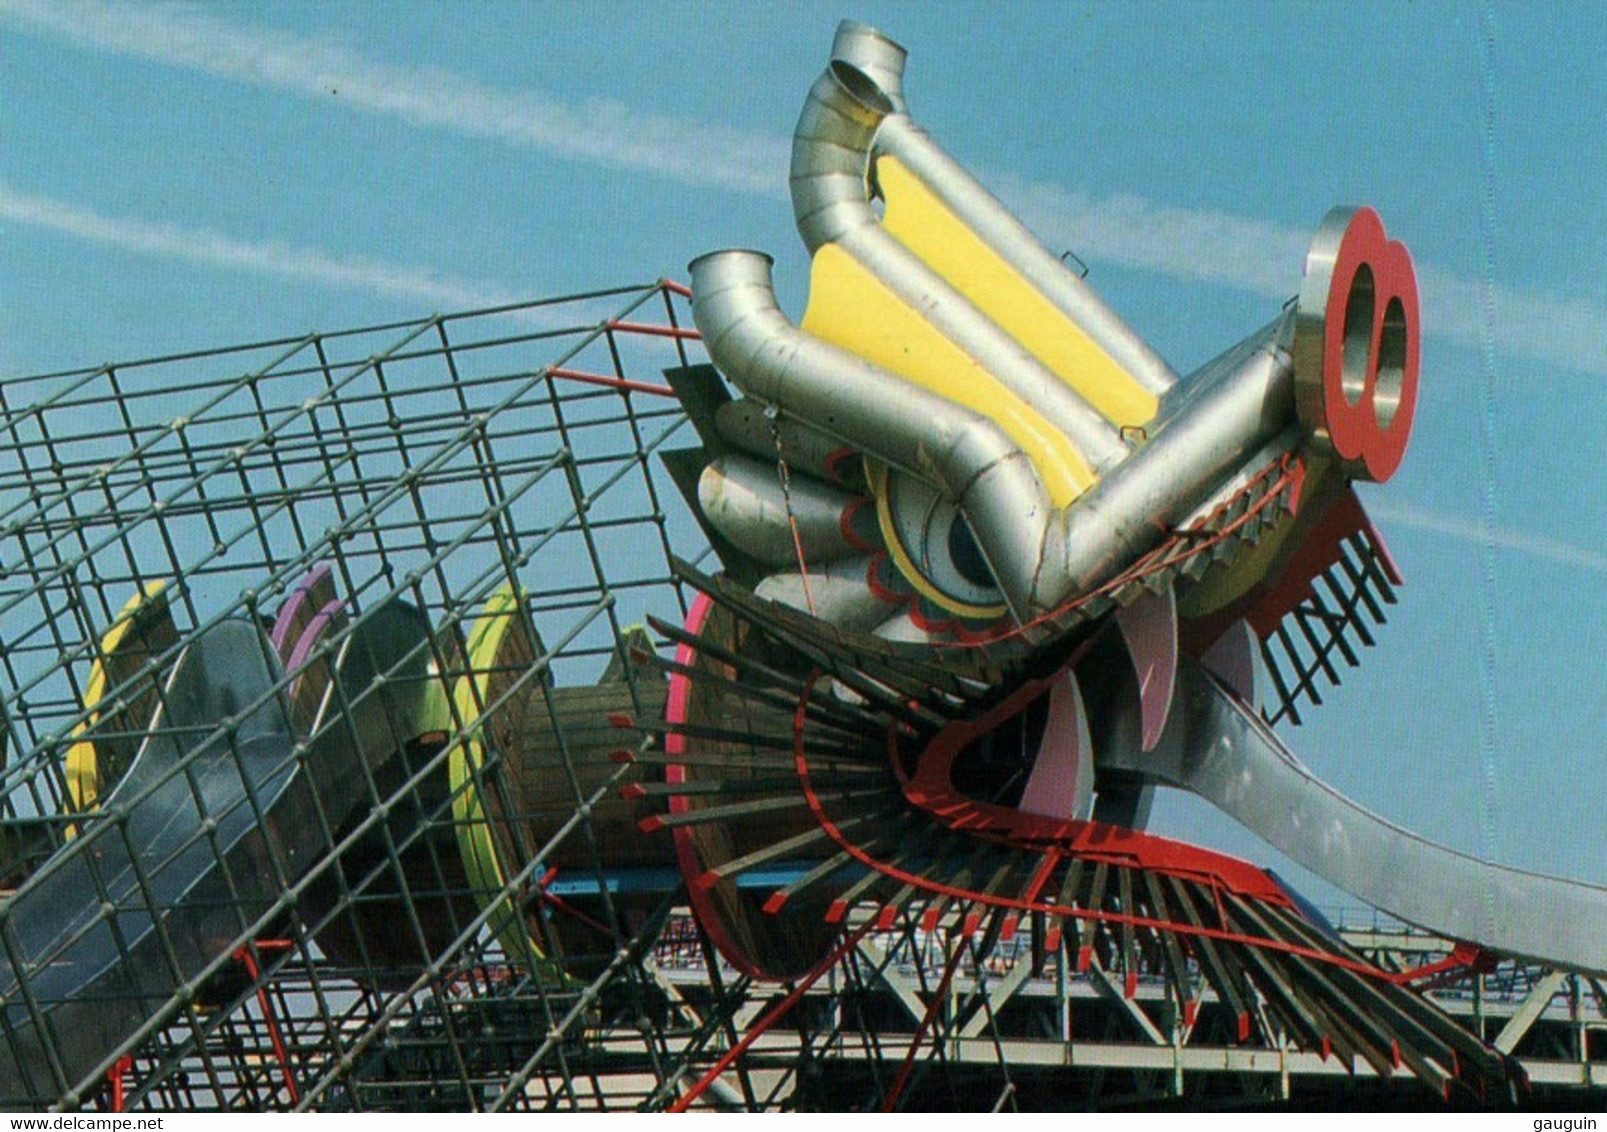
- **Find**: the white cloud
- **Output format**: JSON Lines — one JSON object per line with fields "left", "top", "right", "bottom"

{"left": 0, "top": 0, "right": 788, "bottom": 196}
{"left": 5, "top": 0, "right": 1607, "bottom": 378}
{"left": 0, "top": 181, "right": 525, "bottom": 311}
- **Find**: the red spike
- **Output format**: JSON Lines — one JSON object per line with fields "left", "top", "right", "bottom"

{"left": 962, "top": 911, "right": 981, "bottom": 936}
{"left": 1044, "top": 928, "right": 1063, "bottom": 953}
{"left": 1123, "top": 969, "right": 1138, "bottom": 999}
{"left": 695, "top": 870, "right": 722, "bottom": 892}
{"left": 1391, "top": 1039, "right": 1402, "bottom": 1069}
{"left": 1184, "top": 1001, "right": 1199, "bottom": 1029}
{"left": 1322, "top": 1036, "right": 1332, "bottom": 1062}
{"left": 763, "top": 891, "right": 789, "bottom": 915}
{"left": 609, "top": 748, "right": 636, "bottom": 764}
{"left": 1238, "top": 1012, "right": 1252, "bottom": 1043}
{"left": 621, "top": 783, "right": 647, "bottom": 800}
{"left": 876, "top": 904, "right": 899, "bottom": 930}
{"left": 638, "top": 815, "right": 665, "bottom": 833}
{"left": 1077, "top": 946, "right": 1093, "bottom": 973}
{"left": 999, "top": 916, "right": 1018, "bottom": 943}
{"left": 608, "top": 712, "right": 635, "bottom": 729}
{"left": 921, "top": 906, "right": 942, "bottom": 933}
{"left": 826, "top": 899, "right": 849, "bottom": 924}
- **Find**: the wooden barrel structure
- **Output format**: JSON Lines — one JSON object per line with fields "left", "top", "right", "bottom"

{"left": 450, "top": 589, "right": 670, "bottom": 979}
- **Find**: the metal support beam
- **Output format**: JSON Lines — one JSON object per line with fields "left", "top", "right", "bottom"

{"left": 857, "top": 937, "right": 930, "bottom": 1025}
{"left": 1086, "top": 962, "right": 1166, "bottom": 1045}
{"left": 1494, "top": 969, "right": 1567, "bottom": 1054}
{"left": 959, "top": 957, "right": 1037, "bottom": 1039}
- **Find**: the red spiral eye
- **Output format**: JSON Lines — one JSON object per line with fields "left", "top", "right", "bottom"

{"left": 1294, "top": 206, "right": 1421, "bottom": 483}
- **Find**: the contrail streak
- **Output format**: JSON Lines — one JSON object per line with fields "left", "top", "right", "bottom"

{"left": 4, "top": 0, "right": 1606, "bottom": 377}
{"left": 1368, "top": 502, "right": 1607, "bottom": 576}
{"left": 0, "top": 181, "right": 525, "bottom": 312}
{"left": 0, "top": 0, "right": 788, "bottom": 195}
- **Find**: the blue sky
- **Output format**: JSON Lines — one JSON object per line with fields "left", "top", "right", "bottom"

{"left": 3, "top": 1, "right": 1602, "bottom": 910}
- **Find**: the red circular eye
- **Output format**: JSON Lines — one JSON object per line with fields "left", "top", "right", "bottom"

{"left": 1294, "top": 207, "right": 1421, "bottom": 483}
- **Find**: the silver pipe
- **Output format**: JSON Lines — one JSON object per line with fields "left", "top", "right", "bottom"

{"left": 829, "top": 20, "right": 907, "bottom": 114}
{"left": 713, "top": 398, "right": 856, "bottom": 485}
{"left": 689, "top": 249, "right": 1052, "bottom": 619}
{"left": 791, "top": 61, "right": 1129, "bottom": 473}
{"left": 691, "top": 251, "right": 1298, "bottom": 619}
{"left": 817, "top": 25, "right": 1174, "bottom": 396}
{"left": 698, "top": 453, "right": 864, "bottom": 567}
{"left": 1037, "top": 317, "right": 1296, "bottom": 610}
{"left": 754, "top": 556, "right": 899, "bottom": 633}
{"left": 873, "top": 114, "right": 1180, "bottom": 399}
{"left": 1112, "top": 660, "right": 1607, "bottom": 975}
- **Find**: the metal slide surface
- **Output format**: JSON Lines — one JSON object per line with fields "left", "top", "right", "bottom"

{"left": 0, "top": 604, "right": 434, "bottom": 1104}
{"left": 1128, "top": 660, "right": 1607, "bottom": 975}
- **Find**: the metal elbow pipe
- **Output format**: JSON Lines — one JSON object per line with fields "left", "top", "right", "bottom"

{"left": 790, "top": 62, "right": 892, "bottom": 255}
{"left": 790, "top": 59, "right": 1128, "bottom": 473}
{"left": 829, "top": 21, "right": 907, "bottom": 114}
{"left": 689, "top": 249, "right": 1054, "bottom": 618}
{"left": 1037, "top": 318, "right": 1297, "bottom": 609}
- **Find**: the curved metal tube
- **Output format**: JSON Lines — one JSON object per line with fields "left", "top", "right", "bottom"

{"left": 689, "top": 249, "right": 1052, "bottom": 618}
{"left": 692, "top": 250, "right": 1298, "bottom": 618}
{"left": 1111, "top": 659, "right": 1607, "bottom": 975}
{"left": 791, "top": 60, "right": 1129, "bottom": 474}
{"left": 698, "top": 453, "right": 865, "bottom": 567}
{"left": 1037, "top": 317, "right": 1297, "bottom": 609}
{"left": 829, "top": 20, "right": 907, "bottom": 114}
{"left": 817, "top": 25, "right": 1177, "bottom": 399}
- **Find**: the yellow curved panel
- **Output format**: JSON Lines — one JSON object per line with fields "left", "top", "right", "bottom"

{"left": 877, "top": 155, "right": 1159, "bottom": 430}
{"left": 450, "top": 586, "right": 557, "bottom": 973}
{"left": 801, "top": 243, "right": 1093, "bottom": 507}
{"left": 66, "top": 581, "right": 173, "bottom": 817}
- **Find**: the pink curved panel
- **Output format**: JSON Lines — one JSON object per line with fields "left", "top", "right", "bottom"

{"left": 1116, "top": 586, "right": 1178, "bottom": 752}
{"left": 664, "top": 594, "right": 771, "bottom": 979}
{"left": 1200, "top": 617, "right": 1259, "bottom": 707}
{"left": 1018, "top": 672, "right": 1092, "bottom": 820}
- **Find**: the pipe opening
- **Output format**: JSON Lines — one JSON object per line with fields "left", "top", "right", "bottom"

{"left": 1374, "top": 295, "right": 1408, "bottom": 431}
{"left": 1340, "top": 263, "right": 1375, "bottom": 410}
{"left": 828, "top": 59, "right": 897, "bottom": 117}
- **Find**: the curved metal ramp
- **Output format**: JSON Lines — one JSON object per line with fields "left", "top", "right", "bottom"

{"left": 0, "top": 601, "right": 436, "bottom": 1104}
{"left": 1122, "top": 660, "right": 1607, "bottom": 976}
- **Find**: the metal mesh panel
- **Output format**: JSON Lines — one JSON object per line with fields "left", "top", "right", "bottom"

{"left": 0, "top": 283, "right": 705, "bottom": 1110}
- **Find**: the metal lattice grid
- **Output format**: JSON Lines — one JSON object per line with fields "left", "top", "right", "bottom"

{"left": 0, "top": 281, "right": 714, "bottom": 1109}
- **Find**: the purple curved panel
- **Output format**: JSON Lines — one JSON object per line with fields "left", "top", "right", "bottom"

{"left": 1018, "top": 671, "right": 1092, "bottom": 820}
{"left": 269, "top": 562, "right": 336, "bottom": 661}
{"left": 285, "top": 598, "right": 348, "bottom": 729}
